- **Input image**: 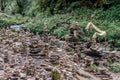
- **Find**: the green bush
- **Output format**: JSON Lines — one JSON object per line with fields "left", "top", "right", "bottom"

{"left": 0, "top": 14, "right": 29, "bottom": 27}
{"left": 25, "top": 5, "right": 120, "bottom": 47}
{"left": 110, "top": 62, "right": 120, "bottom": 73}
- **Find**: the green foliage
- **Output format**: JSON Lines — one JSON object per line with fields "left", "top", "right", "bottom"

{"left": 23, "top": 0, "right": 41, "bottom": 17}
{"left": 1, "top": 1, "right": 120, "bottom": 47}
{"left": 88, "top": 64, "right": 98, "bottom": 72}
{"left": 28, "top": 19, "right": 44, "bottom": 34}
{"left": 94, "top": 5, "right": 120, "bottom": 21}
{"left": 2, "top": 0, "right": 120, "bottom": 15}
{"left": 110, "top": 62, "right": 120, "bottom": 73}
{"left": 53, "top": 27, "right": 68, "bottom": 38}
{"left": 4, "top": 0, "right": 17, "bottom": 14}
{"left": 0, "top": 0, "right": 7, "bottom": 11}
{"left": 104, "top": 0, "right": 120, "bottom": 3}
{"left": 51, "top": 70, "right": 61, "bottom": 80}
{"left": 0, "top": 13, "right": 29, "bottom": 27}
{"left": 16, "top": 0, "right": 28, "bottom": 14}
{"left": 39, "top": 0, "right": 68, "bottom": 14}
{"left": 73, "top": 5, "right": 120, "bottom": 47}
{"left": 28, "top": 13, "right": 72, "bottom": 38}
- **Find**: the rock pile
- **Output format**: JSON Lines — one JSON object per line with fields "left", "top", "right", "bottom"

{"left": 0, "top": 27, "right": 119, "bottom": 80}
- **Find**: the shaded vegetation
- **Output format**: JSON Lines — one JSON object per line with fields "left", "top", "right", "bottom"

{"left": 0, "top": 0, "right": 120, "bottom": 48}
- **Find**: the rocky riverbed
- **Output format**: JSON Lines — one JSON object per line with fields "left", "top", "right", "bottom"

{"left": 0, "top": 28, "right": 119, "bottom": 80}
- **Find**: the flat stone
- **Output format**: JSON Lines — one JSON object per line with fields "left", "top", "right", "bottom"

{"left": 0, "top": 70, "right": 4, "bottom": 76}
{"left": 29, "top": 48, "right": 41, "bottom": 54}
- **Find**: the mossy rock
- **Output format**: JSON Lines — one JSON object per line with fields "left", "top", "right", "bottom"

{"left": 51, "top": 69, "right": 61, "bottom": 80}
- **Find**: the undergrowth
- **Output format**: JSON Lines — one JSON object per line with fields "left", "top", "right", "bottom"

{"left": 110, "top": 62, "right": 120, "bottom": 73}
{"left": 0, "top": 4, "right": 120, "bottom": 47}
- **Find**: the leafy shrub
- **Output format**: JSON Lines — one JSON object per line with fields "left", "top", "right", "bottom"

{"left": 110, "top": 62, "right": 120, "bottom": 73}
{"left": 0, "top": 14, "right": 29, "bottom": 27}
